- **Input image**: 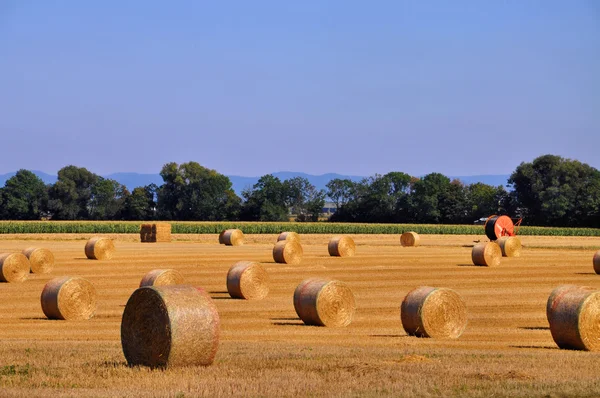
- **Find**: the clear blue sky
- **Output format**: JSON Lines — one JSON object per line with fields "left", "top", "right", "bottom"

{"left": 1, "top": 1, "right": 598, "bottom": 177}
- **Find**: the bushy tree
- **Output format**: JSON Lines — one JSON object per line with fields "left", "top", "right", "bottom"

{"left": 88, "top": 178, "right": 129, "bottom": 220}
{"left": 240, "top": 175, "right": 289, "bottom": 221}
{"left": 122, "top": 184, "right": 158, "bottom": 220}
{"left": 47, "top": 166, "right": 98, "bottom": 220}
{"left": 0, "top": 170, "right": 48, "bottom": 220}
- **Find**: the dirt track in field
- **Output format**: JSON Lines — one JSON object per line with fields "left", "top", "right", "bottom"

{"left": 1, "top": 234, "right": 600, "bottom": 397}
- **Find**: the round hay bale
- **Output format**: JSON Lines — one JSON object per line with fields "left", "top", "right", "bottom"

{"left": 41, "top": 276, "right": 97, "bottom": 320}
{"left": 85, "top": 236, "right": 115, "bottom": 260}
{"left": 0, "top": 253, "right": 30, "bottom": 283}
{"left": 272, "top": 240, "right": 303, "bottom": 265}
{"left": 594, "top": 250, "right": 600, "bottom": 275}
{"left": 471, "top": 242, "right": 501, "bottom": 266}
{"left": 139, "top": 269, "right": 184, "bottom": 288}
{"left": 328, "top": 236, "right": 356, "bottom": 257}
{"left": 293, "top": 278, "right": 355, "bottom": 327}
{"left": 222, "top": 229, "right": 244, "bottom": 246}
{"left": 497, "top": 236, "right": 522, "bottom": 257}
{"left": 121, "top": 285, "right": 220, "bottom": 368}
{"left": 226, "top": 261, "right": 270, "bottom": 300}
{"left": 22, "top": 247, "right": 54, "bottom": 274}
{"left": 277, "top": 232, "right": 301, "bottom": 243}
{"left": 547, "top": 286, "right": 600, "bottom": 350}
{"left": 546, "top": 284, "right": 597, "bottom": 324}
{"left": 400, "top": 231, "right": 420, "bottom": 247}
{"left": 400, "top": 286, "right": 467, "bottom": 339}
{"left": 218, "top": 229, "right": 227, "bottom": 244}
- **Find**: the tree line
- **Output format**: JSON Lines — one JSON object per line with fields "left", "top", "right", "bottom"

{"left": 0, "top": 155, "right": 598, "bottom": 227}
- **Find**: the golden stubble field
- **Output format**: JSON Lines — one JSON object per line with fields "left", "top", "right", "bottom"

{"left": 1, "top": 233, "right": 600, "bottom": 398}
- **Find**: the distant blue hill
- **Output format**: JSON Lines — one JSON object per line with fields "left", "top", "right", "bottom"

{"left": 0, "top": 170, "right": 511, "bottom": 195}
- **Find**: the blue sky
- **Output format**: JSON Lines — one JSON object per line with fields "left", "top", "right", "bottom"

{"left": 1, "top": 1, "right": 598, "bottom": 177}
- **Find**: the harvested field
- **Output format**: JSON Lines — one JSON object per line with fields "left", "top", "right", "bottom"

{"left": 1, "top": 233, "right": 600, "bottom": 397}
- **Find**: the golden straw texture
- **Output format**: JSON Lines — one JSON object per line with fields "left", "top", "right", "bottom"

{"left": 0, "top": 253, "right": 30, "bottom": 283}
{"left": 547, "top": 285, "right": 600, "bottom": 351}
{"left": 85, "top": 237, "right": 115, "bottom": 260}
{"left": 121, "top": 285, "right": 220, "bottom": 368}
{"left": 471, "top": 242, "right": 501, "bottom": 266}
{"left": 272, "top": 241, "right": 303, "bottom": 265}
{"left": 22, "top": 247, "right": 54, "bottom": 274}
{"left": 41, "top": 276, "right": 97, "bottom": 320}
{"left": 497, "top": 236, "right": 522, "bottom": 257}
{"left": 594, "top": 250, "right": 600, "bottom": 275}
{"left": 400, "top": 286, "right": 467, "bottom": 339}
{"left": 293, "top": 278, "right": 356, "bottom": 327}
{"left": 139, "top": 269, "right": 184, "bottom": 287}
{"left": 328, "top": 236, "right": 356, "bottom": 257}
{"left": 223, "top": 229, "right": 244, "bottom": 246}
{"left": 277, "top": 232, "right": 301, "bottom": 243}
{"left": 226, "top": 261, "right": 270, "bottom": 300}
{"left": 400, "top": 232, "right": 420, "bottom": 247}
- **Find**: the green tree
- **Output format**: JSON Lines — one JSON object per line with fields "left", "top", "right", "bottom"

{"left": 466, "top": 183, "right": 507, "bottom": 221}
{"left": 409, "top": 173, "right": 452, "bottom": 223}
{"left": 47, "top": 166, "right": 99, "bottom": 220}
{"left": 0, "top": 170, "right": 48, "bottom": 220}
{"left": 88, "top": 178, "right": 129, "bottom": 220}
{"left": 156, "top": 161, "right": 240, "bottom": 221}
{"left": 509, "top": 154, "right": 600, "bottom": 227}
{"left": 122, "top": 184, "right": 157, "bottom": 220}
{"left": 283, "top": 177, "right": 325, "bottom": 222}
{"left": 326, "top": 179, "right": 355, "bottom": 210}
{"left": 240, "top": 174, "right": 289, "bottom": 221}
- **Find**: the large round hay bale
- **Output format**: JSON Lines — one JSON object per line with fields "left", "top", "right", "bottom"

{"left": 594, "top": 250, "right": 600, "bottom": 275}
{"left": 293, "top": 278, "right": 355, "bottom": 327}
{"left": 41, "top": 276, "right": 97, "bottom": 320}
{"left": 139, "top": 269, "right": 184, "bottom": 288}
{"left": 546, "top": 284, "right": 597, "bottom": 324}
{"left": 272, "top": 240, "right": 303, "bottom": 265}
{"left": 85, "top": 237, "right": 115, "bottom": 260}
{"left": 0, "top": 253, "right": 30, "bottom": 283}
{"left": 277, "top": 231, "right": 300, "bottom": 243}
{"left": 547, "top": 286, "right": 600, "bottom": 350}
{"left": 226, "top": 261, "right": 270, "bottom": 300}
{"left": 400, "top": 232, "right": 420, "bottom": 247}
{"left": 328, "top": 236, "right": 356, "bottom": 257}
{"left": 400, "top": 286, "right": 467, "bottom": 339}
{"left": 218, "top": 229, "right": 227, "bottom": 244}
{"left": 22, "top": 247, "right": 54, "bottom": 274}
{"left": 222, "top": 229, "right": 244, "bottom": 246}
{"left": 471, "top": 242, "right": 501, "bottom": 266}
{"left": 497, "top": 236, "right": 522, "bottom": 257}
{"left": 121, "top": 285, "right": 220, "bottom": 368}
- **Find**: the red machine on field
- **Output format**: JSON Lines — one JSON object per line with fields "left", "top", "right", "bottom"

{"left": 484, "top": 215, "right": 523, "bottom": 241}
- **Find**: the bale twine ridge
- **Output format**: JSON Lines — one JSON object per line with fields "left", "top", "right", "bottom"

{"left": 226, "top": 261, "right": 270, "bottom": 300}
{"left": 328, "top": 236, "right": 356, "bottom": 257}
{"left": 139, "top": 269, "right": 184, "bottom": 287}
{"left": 85, "top": 237, "right": 115, "bottom": 260}
{"left": 41, "top": 276, "right": 97, "bottom": 320}
{"left": 0, "top": 253, "right": 30, "bottom": 283}
{"left": 471, "top": 242, "right": 501, "bottom": 266}
{"left": 293, "top": 278, "right": 355, "bottom": 327}
{"left": 497, "top": 236, "right": 522, "bottom": 257}
{"left": 400, "top": 286, "right": 467, "bottom": 339}
{"left": 400, "top": 232, "right": 420, "bottom": 247}
{"left": 22, "top": 247, "right": 54, "bottom": 274}
{"left": 273, "top": 240, "right": 303, "bottom": 265}
{"left": 121, "top": 285, "right": 220, "bottom": 368}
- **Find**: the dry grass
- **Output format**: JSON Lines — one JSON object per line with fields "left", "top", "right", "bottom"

{"left": 1, "top": 234, "right": 600, "bottom": 396}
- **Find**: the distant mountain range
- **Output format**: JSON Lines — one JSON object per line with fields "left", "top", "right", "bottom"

{"left": 0, "top": 170, "right": 511, "bottom": 196}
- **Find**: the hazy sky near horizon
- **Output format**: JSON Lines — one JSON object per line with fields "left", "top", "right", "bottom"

{"left": 1, "top": 1, "right": 598, "bottom": 177}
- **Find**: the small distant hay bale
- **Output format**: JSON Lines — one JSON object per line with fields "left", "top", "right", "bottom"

{"left": 222, "top": 229, "right": 244, "bottom": 246}
{"left": 277, "top": 232, "right": 300, "bottom": 243}
{"left": 218, "top": 230, "right": 227, "bottom": 244}
{"left": 22, "top": 247, "right": 54, "bottom": 274}
{"left": 226, "top": 261, "right": 270, "bottom": 300}
{"left": 121, "top": 285, "right": 220, "bottom": 368}
{"left": 0, "top": 253, "right": 30, "bottom": 283}
{"left": 497, "top": 236, "right": 522, "bottom": 257}
{"left": 140, "top": 223, "right": 171, "bottom": 243}
{"left": 328, "top": 236, "right": 356, "bottom": 257}
{"left": 273, "top": 240, "right": 303, "bottom": 265}
{"left": 400, "top": 286, "right": 467, "bottom": 339}
{"left": 85, "top": 237, "right": 115, "bottom": 260}
{"left": 400, "top": 232, "right": 420, "bottom": 247}
{"left": 41, "top": 276, "right": 97, "bottom": 320}
{"left": 293, "top": 278, "right": 356, "bottom": 327}
{"left": 471, "top": 242, "right": 501, "bottom": 266}
{"left": 546, "top": 285, "right": 600, "bottom": 350}
{"left": 139, "top": 269, "right": 184, "bottom": 288}
{"left": 594, "top": 250, "right": 600, "bottom": 274}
